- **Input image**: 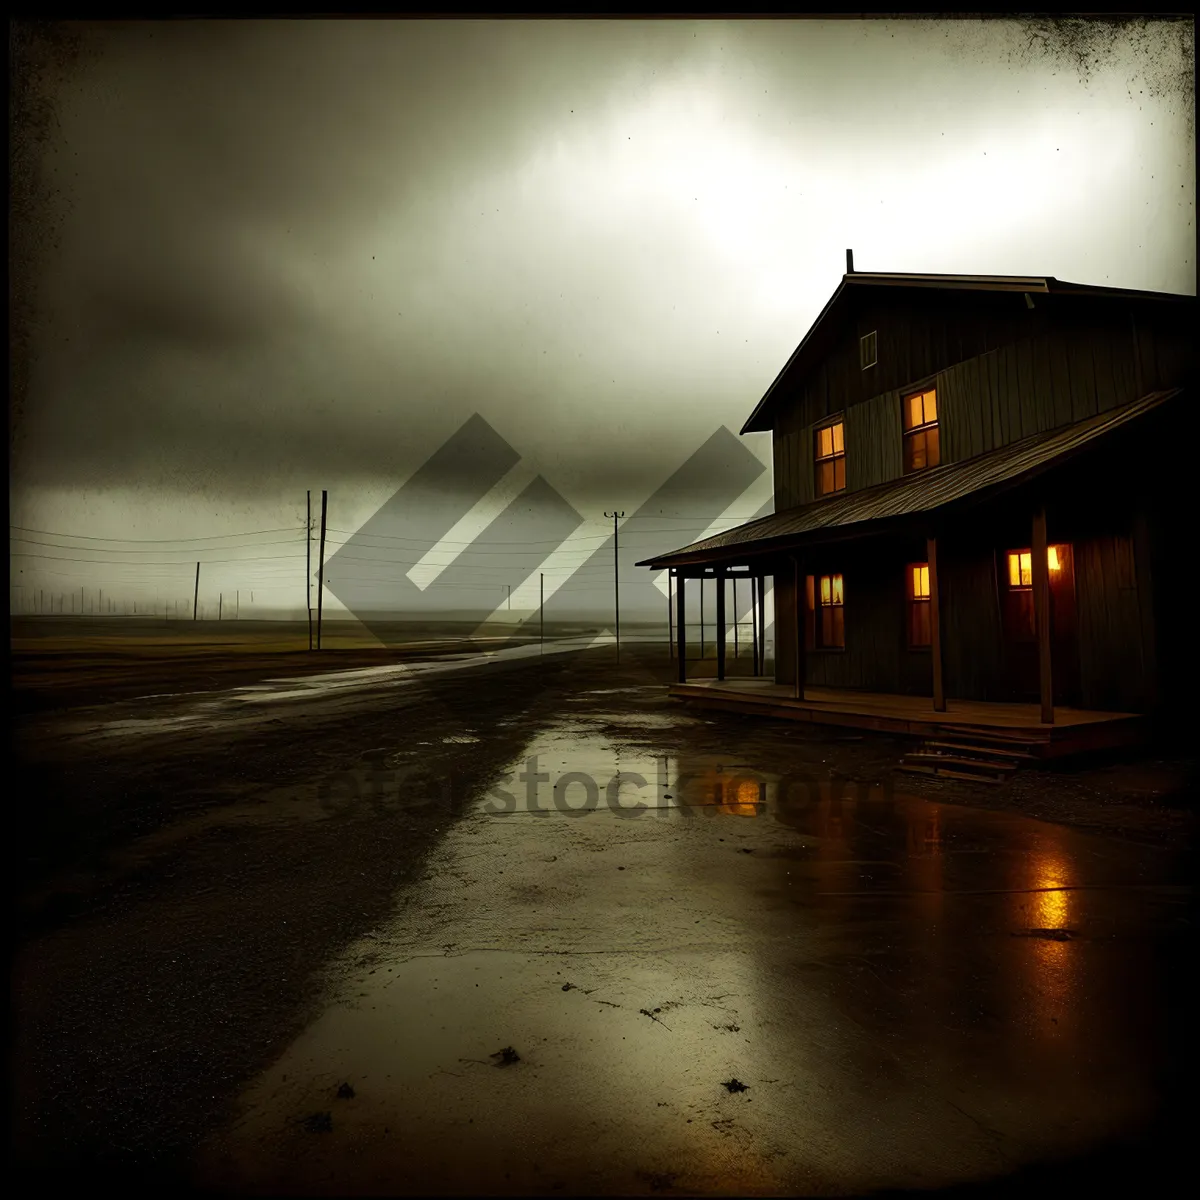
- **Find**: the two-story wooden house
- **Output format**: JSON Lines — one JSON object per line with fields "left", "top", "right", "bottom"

{"left": 639, "top": 257, "right": 1195, "bottom": 763}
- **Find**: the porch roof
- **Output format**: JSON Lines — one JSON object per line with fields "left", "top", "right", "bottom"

{"left": 637, "top": 388, "right": 1182, "bottom": 570}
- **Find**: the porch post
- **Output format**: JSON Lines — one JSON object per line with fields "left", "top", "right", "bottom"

{"left": 676, "top": 571, "right": 687, "bottom": 683}
{"left": 757, "top": 572, "right": 766, "bottom": 677}
{"left": 792, "top": 556, "right": 805, "bottom": 701}
{"left": 926, "top": 534, "right": 946, "bottom": 713}
{"left": 1032, "top": 507, "right": 1054, "bottom": 724}
{"left": 716, "top": 568, "right": 727, "bottom": 681}
{"left": 750, "top": 576, "right": 759, "bottom": 675}
{"left": 667, "top": 569, "right": 674, "bottom": 660}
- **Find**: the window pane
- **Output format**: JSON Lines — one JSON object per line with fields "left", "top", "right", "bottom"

{"left": 926, "top": 425, "right": 940, "bottom": 467}
{"left": 817, "top": 427, "right": 832, "bottom": 458}
{"left": 909, "top": 431, "right": 927, "bottom": 470}
{"left": 1019, "top": 590, "right": 1034, "bottom": 636}
{"left": 1020, "top": 551, "right": 1032, "bottom": 587}
{"left": 820, "top": 576, "right": 832, "bottom": 605}
{"left": 818, "top": 461, "right": 834, "bottom": 495}
{"left": 907, "top": 394, "right": 923, "bottom": 430}
{"left": 1007, "top": 552, "right": 1020, "bottom": 587}
{"left": 832, "top": 422, "right": 844, "bottom": 454}
{"left": 924, "top": 389, "right": 937, "bottom": 423}
{"left": 831, "top": 574, "right": 844, "bottom": 604}
{"left": 912, "top": 600, "right": 931, "bottom": 646}
{"left": 821, "top": 608, "right": 833, "bottom": 645}
{"left": 920, "top": 565, "right": 930, "bottom": 596}
{"left": 833, "top": 457, "right": 845, "bottom": 491}
{"left": 832, "top": 606, "right": 845, "bottom": 647}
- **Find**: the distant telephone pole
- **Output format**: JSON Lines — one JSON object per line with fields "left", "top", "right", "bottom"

{"left": 193, "top": 562, "right": 200, "bottom": 620}
{"left": 506, "top": 583, "right": 511, "bottom": 611}
{"left": 316, "top": 489, "right": 328, "bottom": 650}
{"left": 604, "top": 510, "right": 625, "bottom": 663}
{"left": 540, "top": 572, "right": 544, "bottom": 654}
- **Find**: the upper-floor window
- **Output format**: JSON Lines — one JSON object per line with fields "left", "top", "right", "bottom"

{"left": 902, "top": 387, "right": 940, "bottom": 473}
{"left": 814, "top": 419, "right": 846, "bottom": 497}
{"left": 907, "top": 562, "right": 931, "bottom": 648}
{"left": 860, "top": 331, "right": 877, "bottom": 370}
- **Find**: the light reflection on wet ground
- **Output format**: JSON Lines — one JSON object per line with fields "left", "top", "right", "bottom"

{"left": 198, "top": 712, "right": 1189, "bottom": 1196}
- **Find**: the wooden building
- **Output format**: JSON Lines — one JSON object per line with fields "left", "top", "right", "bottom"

{"left": 639, "top": 259, "right": 1195, "bottom": 761}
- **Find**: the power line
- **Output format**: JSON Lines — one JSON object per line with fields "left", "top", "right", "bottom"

{"left": 8, "top": 524, "right": 301, "bottom": 543}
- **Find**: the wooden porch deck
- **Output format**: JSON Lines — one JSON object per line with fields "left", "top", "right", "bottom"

{"left": 669, "top": 678, "right": 1145, "bottom": 759}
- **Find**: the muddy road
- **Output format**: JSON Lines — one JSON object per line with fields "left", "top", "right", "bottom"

{"left": 10, "top": 636, "right": 1198, "bottom": 1194}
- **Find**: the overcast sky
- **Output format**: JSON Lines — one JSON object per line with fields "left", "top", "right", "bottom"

{"left": 9, "top": 18, "right": 1195, "bottom": 618}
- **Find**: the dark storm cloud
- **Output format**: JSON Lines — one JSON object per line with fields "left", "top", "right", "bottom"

{"left": 9, "top": 17, "right": 1195, "bottom": 510}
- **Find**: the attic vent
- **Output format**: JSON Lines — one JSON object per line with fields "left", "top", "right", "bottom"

{"left": 860, "top": 330, "right": 878, "bottom": 370}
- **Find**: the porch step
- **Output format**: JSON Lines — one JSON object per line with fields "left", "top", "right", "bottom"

{"left": 896, "top": 763, "right": 1007, "bottom": 786}
{"left": 897, "top": 725, "right": 1043, "bottom": 783}
{"left": 923, "top": 739, "right": 1038, "bottom": 762}
{"left": 898, "top": 752, "right": 1015, "bottom": 781}
{"left": 945, "top": 724, "right": 1052, "bottom": 747}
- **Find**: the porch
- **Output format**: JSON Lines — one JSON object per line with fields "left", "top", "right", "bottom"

{"left": 669, "top": 677, "right": 1145, "bottom": 760}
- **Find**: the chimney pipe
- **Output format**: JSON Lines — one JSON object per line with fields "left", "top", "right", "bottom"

{"left": 846, "top": 248, "right": 855, "bottom": 274}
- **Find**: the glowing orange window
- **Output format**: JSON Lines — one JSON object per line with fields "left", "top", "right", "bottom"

{"left": 814, "top": 420, "right": 846, "bottom": 497}
{"left": 902, "top": 388, "right": 940, "bottom": 473}
{"left": 907, "top": 562, "right": 931, "bottom": 647}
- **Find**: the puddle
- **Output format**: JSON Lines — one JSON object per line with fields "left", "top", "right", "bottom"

{"left": 198, "top": 717, "right": 1189, "bottom": 1195}
{"left": 61, "top": 634, "right": 612, "bottom": 742}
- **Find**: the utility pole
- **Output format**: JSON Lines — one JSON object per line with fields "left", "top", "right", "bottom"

{"left": 604, "top": 511, "right": 624, "bottom": 663}
{"left": 219, "top": 593, "right": 223, "bottom": 621}
{"left": 193, "top": 562, "right": 200, "bottom": 620}
{"left": 700, "top": 576, "right": 705, "bottom": 659}
{"left": 307, "top": 490, "right": 313, "bottom": 650}
{"left": 540, "top": 573, "right": 544, "bottom": 655}
{"left": 237, "top": 590, "right": 240, "bottom": 619}
{"left": 316, "top": 489, "right": 328, "bottom": 649}
{"left": 506, "top": 583, "right": 511, "bottom": 611}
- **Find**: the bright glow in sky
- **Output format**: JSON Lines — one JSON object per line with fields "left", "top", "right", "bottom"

{"left": 9, "top": 18, "right": 1195, "bottom": 616}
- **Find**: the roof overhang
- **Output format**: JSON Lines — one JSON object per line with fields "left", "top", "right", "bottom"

{"left": 640, "top": 388, "right": 1183, "bottom": 571}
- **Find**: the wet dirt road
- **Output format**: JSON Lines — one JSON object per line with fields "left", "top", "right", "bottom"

{"left": 11, "top": 646, "right": 1197, "bottom": 1194}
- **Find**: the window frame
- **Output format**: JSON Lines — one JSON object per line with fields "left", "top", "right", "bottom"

{"left": 901, "top": 386, "right": 940, "bottom": 474}
{"left": 860, "top": 331, "right": 877, "bottom": 370}
{"left": 906, "top": 561, "right": 932, "bottom": 650}
{"left": 813, "top": 416, "right": 847, "bottom": 498}
{"left": 1002, "top": 545, "right": 1067, "bottom": 640}
{"left": 805, "top": 571, "right": 845, "bottom": 651}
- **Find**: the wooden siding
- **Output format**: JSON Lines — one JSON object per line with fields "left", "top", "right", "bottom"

{"left": 769, "top": 292, "right": 1192, "bottom": 514}
{"left": 844, "top": 390, "right": 903, "bottom": 491}
{"left": 1074, "top": 532, "right": 1153, "bottom": 712}
{"left": 937, "top": 322, "right": 1144, "bottom": 464}
{"left": 773, "top": 540, "right": 933, "bottom": 697}
{"left": 940, "top": 548, "right": 1006, "bottom": 702}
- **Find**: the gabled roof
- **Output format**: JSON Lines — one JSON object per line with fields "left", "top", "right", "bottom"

{"left": 639, "top": 388, "right": 1183, "bottom": 570}
{"left": 741, "top": 271, "right": 1194, "bottom": 434}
